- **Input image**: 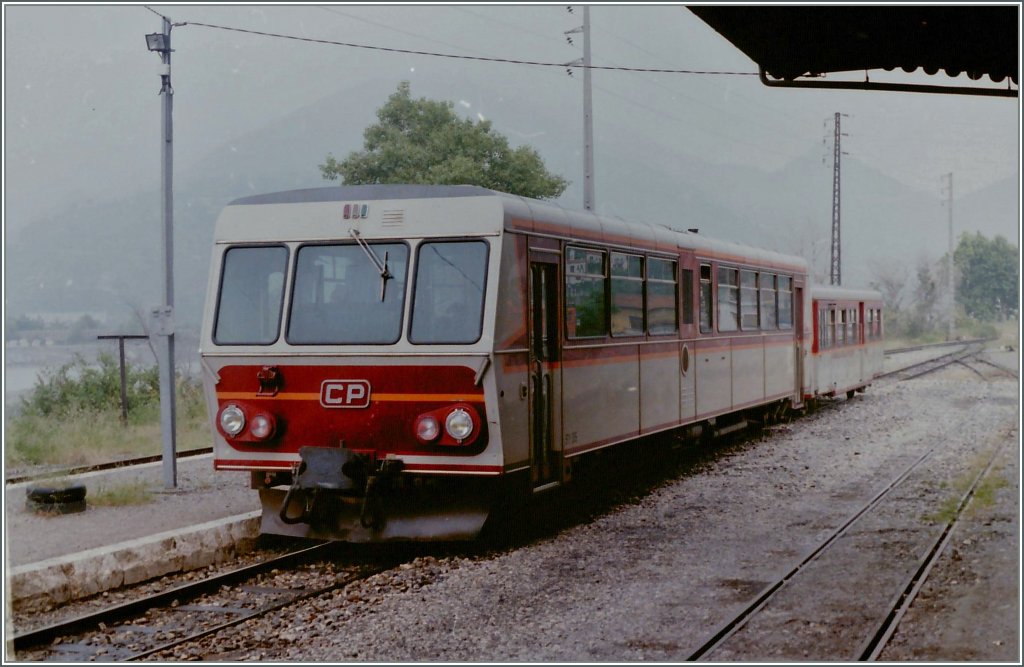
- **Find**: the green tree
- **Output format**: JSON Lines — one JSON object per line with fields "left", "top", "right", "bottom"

{"left": 320, "top": 82, "right": 568, "bottom": 199}
{"left": 953, "top": 232, "right": 1018, "bottom": 320}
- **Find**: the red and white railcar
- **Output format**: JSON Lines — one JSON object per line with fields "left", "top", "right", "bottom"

{"left": 200, "top": 185, "right": 875, "bottom": 542}
{"left": 807, "top": 286, "right": 885, "bottom": 399}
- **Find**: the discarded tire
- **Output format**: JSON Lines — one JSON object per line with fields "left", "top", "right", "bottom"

{"left": 26, "top": 482, "right": 87, "bottom": 514}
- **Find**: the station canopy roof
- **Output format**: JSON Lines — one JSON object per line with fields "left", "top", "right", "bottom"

{"left": 688, "top": 6, "right": 1019, "bottom": 95}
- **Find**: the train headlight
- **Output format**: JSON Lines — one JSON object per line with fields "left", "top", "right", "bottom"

{"left": 415, "top": 415, "right": 440, "bottom": 443}
{"left": 219, "top": 404, "right": 246, "bottom": 436}
{"left": 444, "top": 408, "right": 474, "bottom": 442}
{"left": 249, "top": 413, "right": 276, "bottom": 440}
{"left": 415, "top": 418, "right": 440, "bottom": 442}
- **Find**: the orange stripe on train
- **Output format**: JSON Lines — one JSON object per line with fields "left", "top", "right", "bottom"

{"left": 216, "top": 392, "right": 485, "bottom": 402}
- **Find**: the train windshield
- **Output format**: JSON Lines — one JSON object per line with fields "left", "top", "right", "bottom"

{"left": 288, "top": 243, "right": 409, "bottom": 344}
{"left": 214, "top": 246, "right": 287, "bottom": 345}
{"left": 409, "top": 241, "right": 488, "bottom": 344}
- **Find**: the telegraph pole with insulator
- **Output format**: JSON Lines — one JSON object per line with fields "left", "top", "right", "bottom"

{"left": 565, "top": 6, "right": 595, "bottom": 212}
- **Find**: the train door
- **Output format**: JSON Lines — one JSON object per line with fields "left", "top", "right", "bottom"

{"left": 528, "top": 254, "right": 561, "bottom": 489}
{"left": 794, "top": 285, "right": 805, "bottom": 405}
{"left": 679, "top": 252, "right": 698, "bottom": 422}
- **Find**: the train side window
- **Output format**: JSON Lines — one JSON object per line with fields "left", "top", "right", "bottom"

{"left": 828, "top": 308, "right": 837, "bottom": 347}
{"left": 876, "top": 308, "right": 883, "bottom": 339}
{"left": 699, "top": 264, "right": 713, "bottom": 333}
{"left": 646, "top": 257, "right": 678, "bottom": 335}
{"left": 839, "top": 309, "right": 847, "bottom": 345}
{"left": 819, "top": 307, "right": 829, "bottom": 349}
{"left": 760, "top": 274, "right": 777, "bottom": 329}
{"left": 717, "top": 267, "right": 739, "bottom": 332}
{"left": 866, "top": 308, "right": 873, "bottom": 341}
{"left": 610, "top": 252, "right": 644, "bottom": 337}
{"left": 740, "top": 270, "right": 759, "bottom": 330}
{"left": 565, "top": 246, "right": 607, "bottom": 338}
{"left": 681, "top": 268, "right": 694, "bottom": 325}
{"left": 777, "top": 276, "right": 793, "bottom": 329}
{"left": 214, "top": 245, "right": 288, "bottom": 345}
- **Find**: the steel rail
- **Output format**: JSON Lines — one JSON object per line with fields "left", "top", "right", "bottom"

{"left": 5, "top": 447, "right": 214, "bottom": 486}
{"left": 125, "top": 562, "right": 389, "bottom": 661}
{"left": 883, "top": 338, "right": 989, "bottom": 356}
{"left": 856, "top": 437, "right": 1009, "bottom": 661}
{"left": 954, "top": 359, "right": 988, "bottom": 380}
{"left": 11, "top": 541, "right": 332, "bottom": 653}
{"left": 684, "top": 443, "right": 938, "bottom": 661}
{"left": 968, "top": 356, "right": 1019, "bottom": 379}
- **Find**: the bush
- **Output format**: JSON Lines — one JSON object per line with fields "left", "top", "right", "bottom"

{"left": 18, "top": 353, "right": 160, "bottom": 418}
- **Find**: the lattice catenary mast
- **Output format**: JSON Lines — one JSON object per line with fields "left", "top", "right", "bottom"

{"left": 829, "top": 112, "right": 849, "bottom": 285}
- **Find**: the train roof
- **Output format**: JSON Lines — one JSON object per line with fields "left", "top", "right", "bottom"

{"left": 809, "top": 285, "right": 884, "bottom": 303}
{"left": 224, "top": 185, "right": 807, "bottom": 272}
{"left": 228, "top": 184, "right": 495, "bottom": 207}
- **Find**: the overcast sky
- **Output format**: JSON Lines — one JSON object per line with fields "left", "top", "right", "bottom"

{"left": 3, "top": 3, "right": 1020, "bottom": 230}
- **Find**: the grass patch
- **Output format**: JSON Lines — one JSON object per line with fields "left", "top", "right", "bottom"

{"left": 88, "top": 480, "right": 154, "bottom": 507}
{"left": 970, "top": 472, "right": 1010, "bottom": 510}
{"left": 924, "top": 459, "right": 1010, "bottom": 524}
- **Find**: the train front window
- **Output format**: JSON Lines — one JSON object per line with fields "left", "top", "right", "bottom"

{"left": 288, "top": 243, "right": 408, "bottom": 344}
{"left": 410, "top": 241, "right": 488, "bottom": 344}
{"left": 214, "top": 246, "right": 287, "bottom": 345}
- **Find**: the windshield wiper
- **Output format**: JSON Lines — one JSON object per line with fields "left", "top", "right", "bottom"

{"left": 349, "top": 229, "right": 392, "bottom": 301}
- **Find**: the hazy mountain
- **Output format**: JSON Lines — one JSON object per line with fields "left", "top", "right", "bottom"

{"left": 6, "top": 71, "right": 1018, "bottom": 332}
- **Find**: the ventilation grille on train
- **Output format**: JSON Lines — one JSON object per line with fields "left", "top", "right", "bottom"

{"left": 382, "top": 210, "right": 405, "bottom": 226}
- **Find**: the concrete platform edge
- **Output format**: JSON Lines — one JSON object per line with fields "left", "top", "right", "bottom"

{"left": 8, "top": 510, "right": 262, "bottom": 613}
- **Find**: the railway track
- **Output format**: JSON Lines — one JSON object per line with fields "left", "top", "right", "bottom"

{"left": 4, "top": 447, "right": 214, "bottom": 486}
{"left": 882, "top": 337, "right": 989, "bottom": 356}
{"left": 11, "top": 542, "right": 390, "bottom": 661}
{"left": 956, "top": 356, "right": 1018, "bottom": 380}
{"left": 684, "top": 430, "right": 1009, "bottom": 662}
{"left": 876, "top": 343, "right": 980, "bottom": 381}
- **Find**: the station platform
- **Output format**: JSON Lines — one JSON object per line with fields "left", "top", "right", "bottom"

{"left": 4, "top": 454, "right": 261, "bottom": 613}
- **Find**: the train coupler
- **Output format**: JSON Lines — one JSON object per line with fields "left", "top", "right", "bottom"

{"left": 278, "top": 446, "right": 370, "bottom": 525}
{"left": 277, "top": 446, "right": 404, "bottom": 528}
{"left": 260, "top": 450, "right": 487, "bottom": 542}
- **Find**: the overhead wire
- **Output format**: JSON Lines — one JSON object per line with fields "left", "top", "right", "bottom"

{"left": 442, "top": 8, "right": 797, "bottom": 161}
{"left": 143, "top": 5, "right": 169, "bottom": 21}
{"left": 315, "top": 6, "right": 490, "bottom": 58}
{"left": 179, "top": 20, "right": 758, "bottom": 76}
{"left": 589, "top": 19, "right": 816, "bottom": 145}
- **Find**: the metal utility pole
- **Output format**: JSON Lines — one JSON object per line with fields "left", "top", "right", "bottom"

{"left": 829, "top": 112, "right": 849, "bottom": 285}
{"left": 582, "top": 6, "right": 594, "bottom": 212}
{"left": 565, "top": 6, "right": 595, "bottom": 212}
{"left": 146, "top": 18, "right": 177, "bottom": 488}
{"left": 942, "top": 172, "right": 955, "bottom": 340}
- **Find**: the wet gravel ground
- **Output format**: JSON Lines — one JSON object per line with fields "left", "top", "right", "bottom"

{"left": 136, "top": 356, "right": 1017, "bottom": 662}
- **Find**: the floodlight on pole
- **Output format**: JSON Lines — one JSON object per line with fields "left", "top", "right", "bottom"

{"left": 145, "top": 32, "right": 169, "bottom": 53}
